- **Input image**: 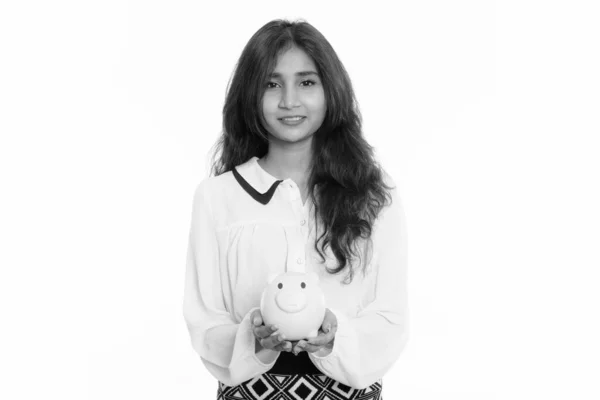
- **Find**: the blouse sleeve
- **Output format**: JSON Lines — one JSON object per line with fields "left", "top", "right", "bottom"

{"left": 308, "top": 182, "right": 409, "bottom": 389}
{"left": 183, "top": 180, "right": 279, "bottom": 386}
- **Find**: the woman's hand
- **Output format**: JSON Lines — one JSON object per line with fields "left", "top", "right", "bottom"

{"left": 292, "top": 308, "right": 338, "bottom": 355}
{"left": 250, "top": 309, "right": 293, "bottom": 353}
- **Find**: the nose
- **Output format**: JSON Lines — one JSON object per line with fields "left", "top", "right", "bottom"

{"left": 279, "top": 87, "right": 299, "bottom": 109}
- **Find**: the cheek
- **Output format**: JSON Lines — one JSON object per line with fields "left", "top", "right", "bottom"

{"left": 262, "top": 94, "right": 278, "bottom": 116}
{"left": 309, "top": 91, "right": 327, "bottom": 116}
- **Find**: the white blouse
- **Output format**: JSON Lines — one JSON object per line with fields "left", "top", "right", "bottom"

{"left": 183, "top": 156, "right": 408, "bottom": 389}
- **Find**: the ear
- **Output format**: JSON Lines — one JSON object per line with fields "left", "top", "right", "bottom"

{"left": 267, "top": 272, "right": 280, "bottom": 284}
{"left": 307, "top": 271, "right": 319, "bottom": 282}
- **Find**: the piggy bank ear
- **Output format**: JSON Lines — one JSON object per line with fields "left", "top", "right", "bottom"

{"left": 267, "top": 272, "right": 280, "bottom": 284}
{"left": 307, "top": 271, "right": 319, "bottom": 282}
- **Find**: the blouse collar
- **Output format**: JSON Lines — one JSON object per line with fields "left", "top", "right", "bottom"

{"left": 232, "top": 156, "right": 284, "bottom": 205}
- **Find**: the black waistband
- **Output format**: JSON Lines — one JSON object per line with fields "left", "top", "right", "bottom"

{"left": 269, "top": 351, "right": 322, "bottom": 375}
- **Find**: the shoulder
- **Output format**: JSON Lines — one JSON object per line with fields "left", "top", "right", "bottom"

{"left": 191, "top": 172, "right": 237, "bottom": 211}
{"left": 195, "top": 171, "right": 235, "bottom": 195}
{"left": 195, "top": 157, "right": 257, "bottom": 197}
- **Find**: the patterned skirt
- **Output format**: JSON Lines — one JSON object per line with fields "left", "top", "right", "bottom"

{"left": 217, "top": 352, "right": 383, "bottom": 400}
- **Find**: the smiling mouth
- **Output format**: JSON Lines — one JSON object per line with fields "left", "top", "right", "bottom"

{"left": 278, "top": 116, "right": 306, "bottom": 125}
{"left": 278, "top": 116, "right": 306, "bottom": 122}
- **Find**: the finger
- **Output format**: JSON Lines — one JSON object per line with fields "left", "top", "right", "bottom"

{"left": 251, "top": 310, "right": 263, "bottom": 327}
{"left": 307, "top": 327, "right": 336, "bottom": 347}
{"left": 290, "top": 341, "right": 303, "bottom": 355}
{"left": 300, "top": 343, "right": 323, "bottom": 353}
{"left": 324, "top": 309, "right": 338, "bottom": 326}
{"left": 262, "top": 332, "right": 287, "bottom": 349}
{"left": 252, "top": 325, "right": 269, "bottom": 339}
{"left": 292, "top": 340, "right": 307, "bottom": 355}
{"left": 274, "top": 341, "right": 293, "bottom": 352}
{"left": 254, "top": 324, "right": 279, "bottom": 340}
{"left": 306, "top": 334, "right": 328, "bottom": 346}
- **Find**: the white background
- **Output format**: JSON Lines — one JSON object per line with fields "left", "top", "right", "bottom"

{"left": 1, "top": 0, "right": 599, "bottom": 399}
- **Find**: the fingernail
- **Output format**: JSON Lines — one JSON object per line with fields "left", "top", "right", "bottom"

{"left": 325, "top": 324, "right": 331, "bottom": 332}
{"left": 271, "top": 325, "right": 278, "bottom": 331}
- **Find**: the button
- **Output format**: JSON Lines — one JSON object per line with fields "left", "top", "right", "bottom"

{"left": 300, "top": 219, "right": 306, "bottom": 226}
{"left": 297, "top": 258, "right": 304, "bottom": 264}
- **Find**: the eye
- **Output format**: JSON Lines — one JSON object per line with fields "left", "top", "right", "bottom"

{"left": 300, "top": 80, "right": 316, "bottom": 87}
{"left": 266, "top": 81, "right": 280, "bottom": 89}
{"left": 277, "top": 283, "right": 283, "bottom": 289}
{"left": 301, "top": 282, "right": 306, "bottom": 289}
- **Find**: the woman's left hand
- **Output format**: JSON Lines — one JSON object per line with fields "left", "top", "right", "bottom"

{"left": 292, "top": 308, "right": 337, "bottom": 355}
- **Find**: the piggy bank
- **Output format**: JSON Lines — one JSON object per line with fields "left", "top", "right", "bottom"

{"left": 260, "top": 271, "right": 326, "bottom": 341}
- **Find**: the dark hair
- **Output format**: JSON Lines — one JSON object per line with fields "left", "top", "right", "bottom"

{"left": 210, "top": 19, "right": 393, "bottom": 283}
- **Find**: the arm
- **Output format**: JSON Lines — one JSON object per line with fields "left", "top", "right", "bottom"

{"left": 183, "top": 180, "right": 280, "bottom": 386}
{"left": 308, "top": 184, "right": 409, "bottom": 389}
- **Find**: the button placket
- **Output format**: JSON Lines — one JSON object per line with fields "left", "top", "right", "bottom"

{"left": 300, "top": 200, "right": 313, "bottom": 241}
{"left": 284, "top": 225, "right": 307, "bottom": 273}
{"left": 286, "top": 181, "right": 299, "bottom": 202}
{"left": 282, "top": 180, "right": 310, "bottom": 272}
{"left": 287, "top": 181, "right": 306, "bottom": 226}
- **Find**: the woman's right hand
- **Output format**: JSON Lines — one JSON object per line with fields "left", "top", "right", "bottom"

{"left": 251, "top": 309, "right": 292, "bottom": 352}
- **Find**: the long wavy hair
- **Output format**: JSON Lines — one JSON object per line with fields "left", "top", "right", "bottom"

{"left": 210, "top": 19, "right": 394, "bottom": 283}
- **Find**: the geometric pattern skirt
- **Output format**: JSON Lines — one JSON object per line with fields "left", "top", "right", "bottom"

{"left": 217, "top": 373, "right": 382, "bottom": 400}
{"left": 216, "top": 352, "right": 383, "bottom": 400}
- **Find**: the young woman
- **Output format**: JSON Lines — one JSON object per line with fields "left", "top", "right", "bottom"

{"left": 183, "top": 19, "right": 408, "bottom": 399}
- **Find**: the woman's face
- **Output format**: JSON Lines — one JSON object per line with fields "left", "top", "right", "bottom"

{"left": 261, "top": 46, "right": 327, "bottom": 146}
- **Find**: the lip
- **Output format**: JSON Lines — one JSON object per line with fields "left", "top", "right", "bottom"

{"left": 278, "top": 116, "right": 306, "bottom": 126}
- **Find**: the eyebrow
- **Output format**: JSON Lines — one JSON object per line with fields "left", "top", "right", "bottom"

{"left": 269, "top": 71, "right": 320, "bottom": 78}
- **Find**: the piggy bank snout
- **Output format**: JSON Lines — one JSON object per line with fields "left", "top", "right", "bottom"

{"left": 275, "top": 291, "right": 308, "bottom": 313}
{"left": 261, "top": 272, "right": 326, "bottom": 341}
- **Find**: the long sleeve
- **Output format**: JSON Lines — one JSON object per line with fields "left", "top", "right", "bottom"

{"left": 183, "top": 180, "right": 279, "bottom": 386}
{"left": 309, "top": 184, "right": 409, "bottom": 389}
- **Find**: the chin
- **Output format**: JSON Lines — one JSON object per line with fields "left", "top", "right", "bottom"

{"left": 276, "top": 133, "right": 315, "bottom": 144}
{"left": 266, "top": 127, "right": 314, "bottom": 143}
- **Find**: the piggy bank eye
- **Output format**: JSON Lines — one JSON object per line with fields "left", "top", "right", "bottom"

{"left": 301, "top": 282, "right": 306, "bottom": 289}
{"left": 277, "top": 283, "right": 283, "bottom": 289}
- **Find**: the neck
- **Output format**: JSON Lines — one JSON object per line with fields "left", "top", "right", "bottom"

{"left": 258, "top": 143, "right": 312, "bottom": 185}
